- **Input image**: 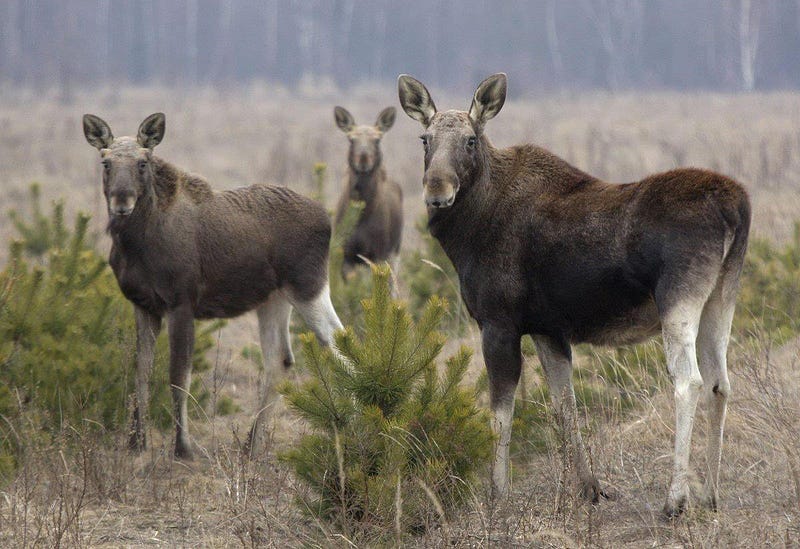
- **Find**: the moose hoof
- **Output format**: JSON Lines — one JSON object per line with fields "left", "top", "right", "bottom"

{"left": 701, "top": 491, "right": 718, "bottom": 512}
{"left": 580, "top": 477, "right": 613, "bottom": 503}
{"left": 245, "top": 423, "right": 266, "bottom": 459}
{"left": 128, "top": 433, "right": 146, "bottom": 453}
{"left": 663, "top": 495, "right": 688, "bottom": 519}
{"left": 174, "top": 442, "right": 194, "bottom": 461}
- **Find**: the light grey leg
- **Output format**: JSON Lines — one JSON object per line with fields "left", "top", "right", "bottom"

{"left": 289, "top": 283, "right": 343, "bottom": 347}
{"left": 661, "top": 302, "right": 705, "bottom": 517}
{"left": 168, "top": 304, "right": 195, "bottom": 460}
{"left": 481, "top": 324, "right": 522, "bottom": 499}
{"left": 533, "top": 335, "right": 604, "bottom": 501}
{"left": 696, "top": 287, "right": 735, "bottom": 511}
{"left": 131, "top": 306, "right": 161, "bottom": 451}
{"left": 248, "top": 291, "right": 294, "bottom": 455}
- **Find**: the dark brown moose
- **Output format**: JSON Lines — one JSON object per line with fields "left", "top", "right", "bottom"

{"left": 398, "top": 73, "right": 750, "bottom": 517}
{"left": 83, "top": 113, "right": 342, "bottom": 459}
{"left": 333, "top": 106, "right": 403, "bottom": 278}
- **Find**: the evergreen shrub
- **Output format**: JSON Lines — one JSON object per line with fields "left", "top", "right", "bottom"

{"left": 279, "top": 266, "right": 493, "bottom": 537}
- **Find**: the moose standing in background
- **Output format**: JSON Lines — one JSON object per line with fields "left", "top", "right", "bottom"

{"left": 398, "top": 73, "right": 750, "bottom": 517}
{"left": 83, "top": 113, "right": 342, "bottom": 459}
{"left": 333, "top": 106, "right": 403, "bottom": 281}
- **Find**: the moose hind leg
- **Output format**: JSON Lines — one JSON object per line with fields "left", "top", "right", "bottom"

{"left": 696, "top": 283, "right": 736, "bottom": 511}
{"left": 482, "top": 324, "right": 522, "bottom": 500}
{"left": 533, "top": 335, "right": 605, "bottom": 502}
{"left": 167, "top": 304, "right": 195, "bottom": 460}
{"left": 131, "top": 306, "right": 162, "bottom": 451}
{"left": 248, "top": 291, "right": 294, "bottom": 456}
{"left": 660, "top": 300, "right": 705, "bottom": 517}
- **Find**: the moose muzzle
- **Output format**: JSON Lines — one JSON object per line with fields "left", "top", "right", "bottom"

{"left": 109, "top": 193, "right": 136, "bottom": 216}
{"left": 423, "top": 172, "right": 459, "bottom": 208}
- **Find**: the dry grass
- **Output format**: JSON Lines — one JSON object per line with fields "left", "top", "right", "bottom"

{"left": 1, "top": 336, "right": 797, "bottom": 547}
{"left": 1, "top": 85, "right": 799, "bottom": 546}
{"left": 1, "top": 85, "right": 799, "bottom": 248}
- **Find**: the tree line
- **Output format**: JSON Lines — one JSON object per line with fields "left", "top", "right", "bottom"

{"left": 1, "top": 0, "right": 798, "bottom": 94}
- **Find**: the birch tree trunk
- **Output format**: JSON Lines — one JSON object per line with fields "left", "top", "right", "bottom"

{"left": 739, "top": 0, "right": 760, "bottom": 91}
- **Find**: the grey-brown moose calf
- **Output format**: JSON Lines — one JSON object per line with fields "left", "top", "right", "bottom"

{"left": 398, "top": 73, "right": 750, "bottom": 517}
{"left": 83, "top": 113, "right": 342, "bottom": 459}
{"left": 333, "top": 106, "right": 403, "bottom": 278}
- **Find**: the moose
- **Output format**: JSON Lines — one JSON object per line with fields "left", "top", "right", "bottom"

{"left": 333, "top": 106, "right": 403, "bottom": 279}
{"left": 83, "top": 113, "right": 342, "bottom": 459}
{"left": 398, "top": 73, "right": 750, "bottom": 517}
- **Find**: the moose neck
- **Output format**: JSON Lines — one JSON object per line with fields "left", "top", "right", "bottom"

{"left": 108, "top": 157, "right": 177, "bottom": 255}
{"left": 108, "top": 190, "right": 155, "bottom": 256}
{"left": 427, "top": 145, "right": 496, "bottom": 266}
{"left": 350, "top": 164, "right": 384, "bottom": 208}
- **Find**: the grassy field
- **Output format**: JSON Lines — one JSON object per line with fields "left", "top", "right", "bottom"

{"left": 1, "top": 85, "right": 799, "bottom": 547}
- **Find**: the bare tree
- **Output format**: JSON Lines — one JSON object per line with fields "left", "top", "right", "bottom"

{"left": 546, "top": 0, "right": 564, "bottom": 85}
{"left": 371, "top": 0, "right": 389, "bottom": 79}
{"left": 738, "top": 0, "right": 760, "bottom": 91}
{"left": 185, "top": 0, "right": 199, "bottom": 85}
{"left": 2, "top": 1, "right": 800, "bottom": 92}
{"left": 582, "top": 0, "right": 644, "bottom": 90}
{"left": 209, "top": 0, "right": 234, "bottom": 83}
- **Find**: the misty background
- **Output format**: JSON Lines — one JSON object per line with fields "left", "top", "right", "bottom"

{"left": 2, "top": 0, "right": 798, "bottom": 96}
{"left": 1, "top": 0, "right": 799, "bottom": 253}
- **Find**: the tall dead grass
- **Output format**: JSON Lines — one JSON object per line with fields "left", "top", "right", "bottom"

{"left": 1, "top": 86, "right": 799, "bottom": 253}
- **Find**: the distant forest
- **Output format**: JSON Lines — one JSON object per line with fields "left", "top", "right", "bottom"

{"left": 2, "top": 0, "right": 799, "bottom": 93}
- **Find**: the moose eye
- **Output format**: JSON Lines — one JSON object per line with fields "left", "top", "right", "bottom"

{"left": 420, "top": 135, "right": 429, "bottom": 147}
{"left": 466, "top": 136, "right": 477, "bottom": 148}
{"left": 101, "top": 159, "right": 111, "bottom": 170}
{"left": 137, "top": 160, "right": 147, "bottom": 172}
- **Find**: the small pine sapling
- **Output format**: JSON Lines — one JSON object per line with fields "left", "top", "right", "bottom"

{"left": 279, "top": 265, "right": 492, "bottom": 538}
{"left": 0, "top": 185, "right": 219, "bottom": 476}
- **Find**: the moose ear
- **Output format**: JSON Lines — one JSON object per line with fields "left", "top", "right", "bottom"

{"left": 398, "top": 74, "right": 436, "bottom": 127}
{"left": 334, "top": 106, "right": 355, "bottom": 133}
{"left": 374, "top": 107, "right": 396, "bottom": 133}
{"left": 137, "top": 112, "right": 166, "bottom": 149}
{"left": 468, "top": 73, "right": 507, "bottom": 129}
{"left": 83, "top": 114, "right": 114, "bottom": 150}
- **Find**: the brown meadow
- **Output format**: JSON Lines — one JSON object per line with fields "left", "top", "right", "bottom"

{"left": 0, "top": 85, "right": 798, "bottom": 547}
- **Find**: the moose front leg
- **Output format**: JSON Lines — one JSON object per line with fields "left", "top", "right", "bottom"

{"left": 482, "top": 324, "right": 522, "bottom": 500}
{"left": 168, "top": 304, "right": 195, "bottom": 459}
{"left": 131, "top": 306, "right": 162, "bottom": 451}
{"left": 533, "top": 335, "right": 606, "bottom": 502}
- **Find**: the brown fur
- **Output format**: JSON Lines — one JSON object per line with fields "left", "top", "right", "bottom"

{"left": 399, "top": 74, "right": 751, "bottom": 516}
{"left": 333, "top": 106, "right": 403, "bottom": 271}
{"left": 109, "top": 155, "right": 331, "bottom": 319}
{"left": 84, "top": 113, "right": 338, "bottom": 459}
{"left": 334, "top": 164, "right": 403, "bottom": 268}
